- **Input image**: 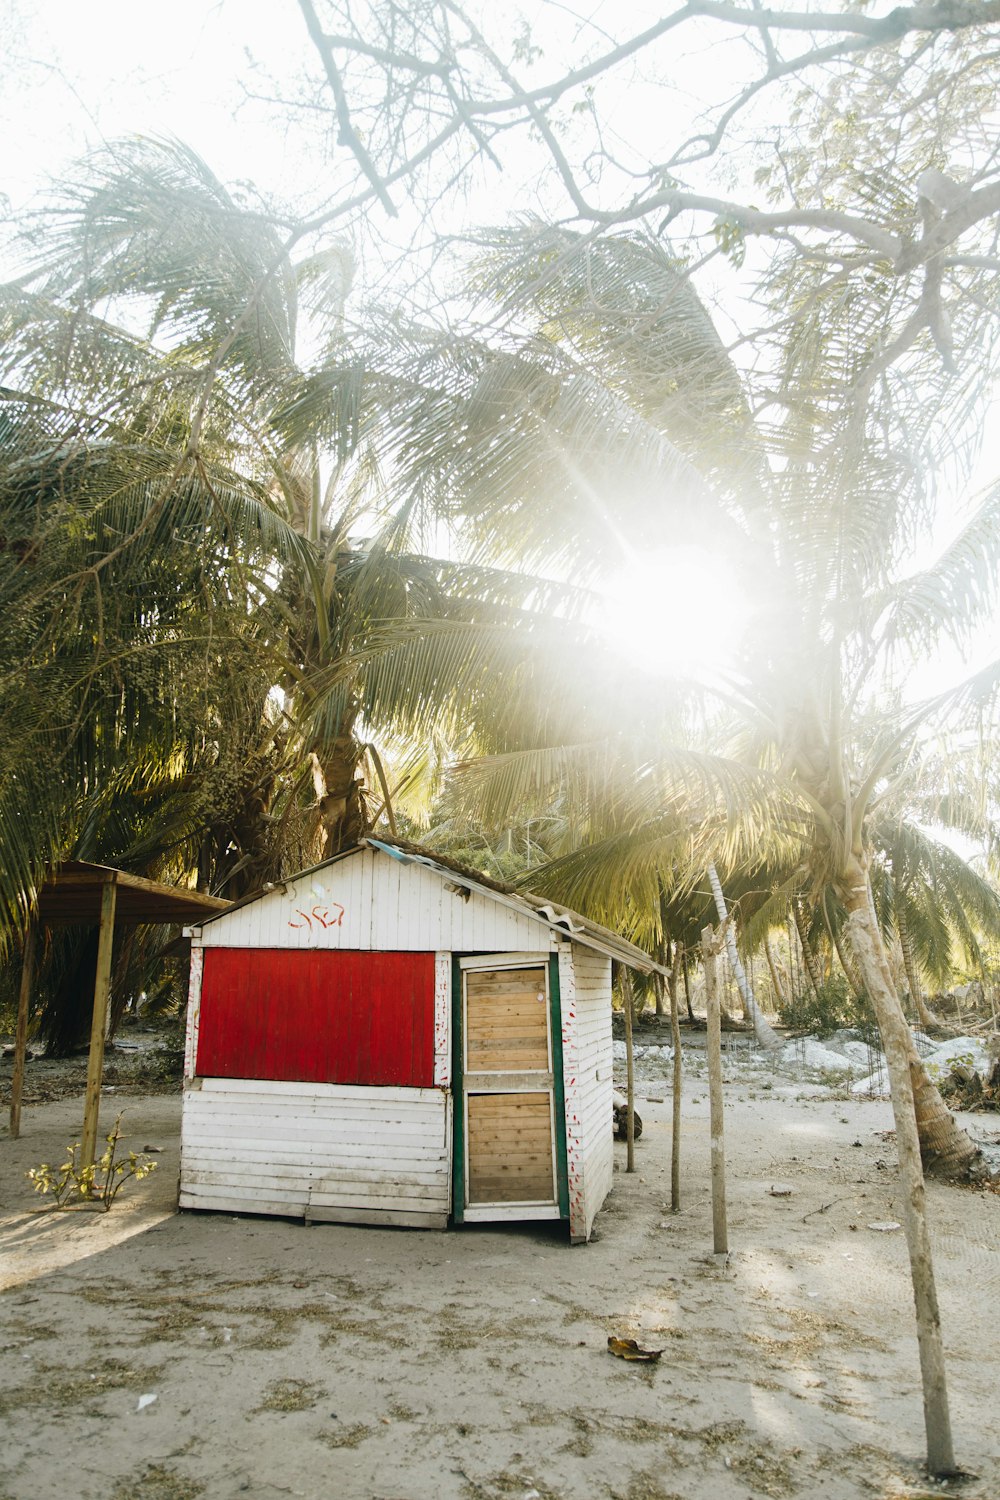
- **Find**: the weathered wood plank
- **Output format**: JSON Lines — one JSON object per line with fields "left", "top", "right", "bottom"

{"left": 462, "top": 1204, "right": 560, "bottom": 1223}
{"left": 185, "top": 1169, "right": 446, "bottom": 1207}
{"left": 179, "top": 1190, "right": 306, "bottom": 1218}
{"left": 307, "top": 1205, "right": 448, "bottom": 1230}
{"left": 198, "top": 1077, "right": 444, "bottom": 1102}
{"left": 184, "top": 1157, "right": 446, "bottom": 1188}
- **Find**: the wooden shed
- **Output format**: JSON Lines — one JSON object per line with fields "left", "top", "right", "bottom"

{"left": 179, "top": 838, "right": 661, "bottom": 1242}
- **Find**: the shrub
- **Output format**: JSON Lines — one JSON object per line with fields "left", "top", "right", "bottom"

{"left": 27, "top": 1113, "right": 158, "bottom": 1210}
{"left": 778, "top": 975, "right": 858, "bottom": 1038}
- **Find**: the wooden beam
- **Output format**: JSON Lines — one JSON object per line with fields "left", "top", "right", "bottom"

{"left": 80, "top": 877, "right": 117, "bottom": 1178}
{"left": 622, "top": 967, "right": 636, "bottom": 1173}
{"left": 9, "top": 917, "right": 37, "bottom": 1140}
{"left": 669, "top": 950, "right": 683, "bottom": 1213}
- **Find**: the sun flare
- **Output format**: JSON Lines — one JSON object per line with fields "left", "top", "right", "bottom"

{"left": 598, "top": 544, "right": 748, "bottom": 680}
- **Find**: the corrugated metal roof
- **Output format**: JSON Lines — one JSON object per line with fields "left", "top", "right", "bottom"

{"left": 363, "top": 839, "right": 665, "bottom": 975}
{"left": 194, "top": 837, "right": 665, "bottom": 975}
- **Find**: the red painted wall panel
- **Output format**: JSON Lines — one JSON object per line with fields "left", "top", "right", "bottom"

{"left": 196, "top": 949, "right": 436, "bottom": 1087}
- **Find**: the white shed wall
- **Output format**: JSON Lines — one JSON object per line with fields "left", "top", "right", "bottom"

{"left": 179, "top": 1078, "right": 450, "bottom": 1228}
{"left": 181, "top": 847, "right": 627, "bottom": 1238}
{"left": 195, "top": 848, "right": 552, "bottom": 954}
{"left": 560, "top": 946, "right": 613, "bottom": 1241}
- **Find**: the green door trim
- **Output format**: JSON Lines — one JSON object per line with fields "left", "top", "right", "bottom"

{"left": 451, "top": 954, "right": 465, "bottom": 1224}
{"left": 549, "top": 952, "right": 571, "bottom": 1221}
{"left": 450, "top": 951, "right": 570, "bottom": 1225}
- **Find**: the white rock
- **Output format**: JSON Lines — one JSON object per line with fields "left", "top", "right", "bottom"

{"left": 851, "top": 1062, "right": 890, "bottom": 1097}
{"left": 780, "top": 1039, "right": 853, "bottom": 1073}
{"left": 839, "top": 1040, "right": 874, "bottom": 1066}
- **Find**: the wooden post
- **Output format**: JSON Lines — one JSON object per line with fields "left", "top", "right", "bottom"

{"left": 80, "top": 877, "right": 117, "bottom": 1177}
{"left": 9, "top": 918, "right": 37, "bottom": 1140}
{"left": 842, "top": 868, "right": 957, "bottom": 1476}
{"left": 669, "top": 952, "right": 683, "bottom": 1212}
{"left": 702, "top": 924, "right": 728, "bottom": 1256}
{"left": 622, "top": 967, "right": 636, "bottom": 1173}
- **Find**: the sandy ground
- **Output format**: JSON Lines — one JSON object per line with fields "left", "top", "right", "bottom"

{"left": 2, "top": 1062, "right": 999, "bottom": 1500}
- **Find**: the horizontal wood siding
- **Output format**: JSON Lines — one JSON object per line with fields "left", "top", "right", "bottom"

{"left": 196, "top": 847, "right": 549, "bottom": 954}
{"left": 196, "top": 949, "right": 434, "bottom": 1087}
{"left": 570, "top": 947, "right": 614, "bottom": 1240}
{"left": 466, "top": 967, "right": 549, "bottom": 1072}
{"left": 180, "top": 1078, "right": 450, "bottom": 1227}
{"left": 467, "top": 1092, "right": 554, "bottom": 1203}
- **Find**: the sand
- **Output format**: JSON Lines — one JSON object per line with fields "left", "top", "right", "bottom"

{"left": 2, "top": 1064, "right": 999, "bottom": 1500}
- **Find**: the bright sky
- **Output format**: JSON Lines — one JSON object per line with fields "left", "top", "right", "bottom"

{"left": 1, "top": 3, "right": 314, "bottom": 216}
{"left": 2, "top": 0, "right": 998, "bottom": 695}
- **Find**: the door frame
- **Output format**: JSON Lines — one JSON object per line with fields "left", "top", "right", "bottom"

{"left": 451, "top": 951, "right": 569, "bottom": 1224}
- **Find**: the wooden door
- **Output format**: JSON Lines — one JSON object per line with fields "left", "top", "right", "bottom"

{"left": 461, "top": 960, "right": 559, "bottom": 1218}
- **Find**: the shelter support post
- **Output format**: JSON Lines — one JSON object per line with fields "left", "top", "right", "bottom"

{"left": 622, "top": 967, "right": 636, "bottom": 1173}
{"left": 9, "top": 917, "right": 37, "bottom": 1139}
{"left": 703, "top": 924, "right": 728, "bottom": 1256}
{"left": 80, "top": 877, "right": 118, "bottom": 1177}
{"left": 669, "top": 954, "right": 682, "bottom": 1212}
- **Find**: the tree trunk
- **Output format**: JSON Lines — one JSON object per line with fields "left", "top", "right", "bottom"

{"left": 313, "top": 734, "right": 367, "bottom": 855}
{"left": 838, "top": 852, "right": 957, "bottom": 1477}
{"left": 792, "top": 899, "right": 825, "bottom": 995}
{"left": 841, "top": 867, "right": 982, "bottom": 1181}
{"left": 707, "top": 864, "right": 782, "bottom": 1051}
{"left": 654, "top": 941, "right": 669, "bottom": 1016}
{"left": 682, "top": 946, "right": 694, "bottom": 1021}
{"left": 896, "top": 905, "right": 945, "bottom": 1032}
{"left": 763, "top": 934, "right": 786, "bottom": 1008}
{"left": 666, "top": 954, "right": 679, "bottom": 1028}
{"left": 830, "top": 914, "right": 867, "bottom": 1001}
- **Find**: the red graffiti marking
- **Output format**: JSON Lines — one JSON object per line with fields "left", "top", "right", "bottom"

{"left": 288, "top": 902, "right": 345, "bottom": 931}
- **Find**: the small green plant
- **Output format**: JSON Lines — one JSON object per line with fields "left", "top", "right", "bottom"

{"left": 27, "top": 1113, "right": 157, "bottom": 1211}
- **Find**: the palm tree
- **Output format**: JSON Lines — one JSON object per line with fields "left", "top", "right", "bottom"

{"left": 331, "top": 218, "right": 1000, "bottom": 1477}
{"left": 348, "top": 221, "right": 1000, "bottom": 1174}
{"left": 0, "top": 142, "right": 608, "bottom": 985}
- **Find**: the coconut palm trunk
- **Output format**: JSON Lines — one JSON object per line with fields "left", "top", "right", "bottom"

{"left": 681, "top": 947, "right": 694, "bottom": 1021}
{"left": 829, "top": 911, "right": 867, "bottom": 1002}
{"left": 839, "top": 861, "right": 981, "bottom": 1181}
{"left": 763, "top": 934, "right": 787, "bottom": 1009}
{"left": 896, "top": 904, "right": 944, "bottom": 1033}
{"left": 707, "top": 863, "right": 782, "bottom": 1051}
{"left": 654, "top": 940, "right": 670, "bottom": 1016}
{"left": 792, "top": 899, "right": 825, "bottom": 995}
{"left": 313, "top": 733, "right": 367, "bottom": 854}
{"left": 838, "top": 852, "right": 958, "bottom": 1476}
